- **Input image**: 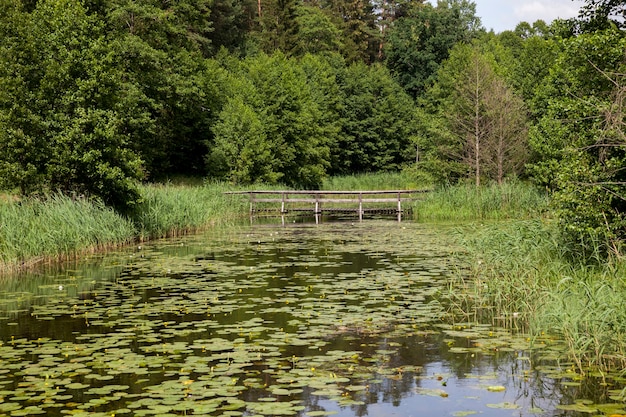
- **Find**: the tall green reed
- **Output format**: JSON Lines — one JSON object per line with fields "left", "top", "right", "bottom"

{"left": 0, "top": 194, "right": 136, "bottom": 271}
{"left": 447, "top": 219, "right": 626, "bottom": 373}
{"left": 131, "top": 181, "right": 270, "bottom": 239}
{"left": 0, "top": 182, "right": 252, "bottom": 272}
{"left": 413, "top": 181, "right": 549, "bottom": 222}
{"left": 322, "top": 171, "right": 427, "bottom": 191}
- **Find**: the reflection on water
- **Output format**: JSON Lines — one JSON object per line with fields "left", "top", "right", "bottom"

{"left": 0, "top": 221, "right": 623, "bottom": 416}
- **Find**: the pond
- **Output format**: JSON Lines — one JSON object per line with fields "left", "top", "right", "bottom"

{"left": 0, "top": 220, "right": 624, "bottom": 417}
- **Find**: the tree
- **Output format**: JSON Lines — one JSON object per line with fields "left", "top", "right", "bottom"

{"left": 321, "top": 0, "right": 380, "bottom": 62}
{"left": 384, "top": 0, "right": 483, "bottom": 98}
{"left": 105, "top": 0, "right": 213, "bottom": 55}
{"left": 0, "top": 0, "right": 144, "bottom": 209}
{"left": 484, "top": 76, "right": 528, "bottom": 184}
{"left": 257, "top": 0, "right": 300, "bottom": 54}
{"left": 294, "top": 5, "right": 344, "bottom": 55}
{"left": 0, "top": 0, "right": 48, "bottom": 195}
{"left": 528, "top": 29, "right": 626, "bottom": 255}
{"left": 209, "top": 96, "right": 281, "bottom": 184}
{"left": 206, "top": 0, "right": 256, "bottom": 54}
{"left": 419, "top": 41, "right": 528, "bottom": 185}
{"left": 333, "top": 62, "right": 418, "bottom": 174}
{"left": 209, "top": 53, "right": 329, "bottom": 188}
{"left": 578, "top": 0, "right": 626, "bottom": 31}
{"left": 103, "top": 0, "right": 224, "bottom": 179}
{"left": 299, "top": 53, "right": 346, "bottom": 165}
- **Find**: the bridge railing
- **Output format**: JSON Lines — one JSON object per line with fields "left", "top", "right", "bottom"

{"left": 225, "top": 190, "right": 430, "bottom": 222}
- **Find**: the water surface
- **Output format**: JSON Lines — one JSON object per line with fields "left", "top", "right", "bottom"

{"left": 0, "top": 221, "right": 623, "bottom": 416}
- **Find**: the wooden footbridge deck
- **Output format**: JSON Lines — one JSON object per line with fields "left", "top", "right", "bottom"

{"left": 226, "top": 190, "right": 429, "bottom": 222}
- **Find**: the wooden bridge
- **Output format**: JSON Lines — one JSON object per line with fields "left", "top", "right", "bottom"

{"left": 226, "top": 190, "right": 429, "bottom": 222}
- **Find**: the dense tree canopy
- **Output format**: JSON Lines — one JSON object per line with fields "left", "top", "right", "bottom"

{"left": 0, "top": 0, "right": 625, "bottom": 255}
{"left": 384, "top": 0, "right": 483, "bottom": 98}
{"left": 527, "top": 28, "right": 626, "bottom": 253}
{"left": 0, "top": 0, "right": 144, "bottom": 209}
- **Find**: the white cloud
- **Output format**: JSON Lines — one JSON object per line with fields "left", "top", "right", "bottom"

{"left": 425, "top": 0, "right": 584, "bottom": 32}
{"left": 513, "top": 0, "right": 581, "bottom": 24}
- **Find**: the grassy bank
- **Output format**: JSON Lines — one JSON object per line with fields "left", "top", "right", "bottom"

{"left": 0, "top": 182, "right": 250, "bottom": 273}
{"left": 412, "top": 181, "right": 550, "bottom": 221}
{"left": 324, "top": 173, "right": 549, "bottom": 221}
{"left": 322, "top": 171, "right": 426, "bottom": 191}
{"left": 132, "top": 182, "right": 249, "bottom": 240}
{"left": 0, "top": 195, "right": 137, "bottom": 271}
{"left": 447, "top": 220, "right": 626, "bottom": 373}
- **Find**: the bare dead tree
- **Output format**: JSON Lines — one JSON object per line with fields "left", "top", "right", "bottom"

{"left": 484, "top": 77, "right": 529, "bottom": 184}
{"left": 448, "top": 50, "right": 494, "bottom": 187}
{"left": 447, "top": 48, "right": 529, "bottom": 186}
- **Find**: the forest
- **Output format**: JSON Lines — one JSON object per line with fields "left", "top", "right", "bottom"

{"left": 0, "top": 0, "right": 624, "bottom": 258}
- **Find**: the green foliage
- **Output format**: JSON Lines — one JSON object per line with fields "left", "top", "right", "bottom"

{"left": 413, "top": 181, "right": 548, "bottom": 222}
{"left": 322, "top": 171, "right": 427, "bottom": 191}
{"left": 527, "top": 28, "right": 626, "bottom": 257}
{"left": 0, "top": 0, "right": 144, "bottom": 210}
{"left": 257, "top": 0, "right": 300, "bottom": 54}
{"left": 418, "top": 40, "right": 529, "bottom": 186}
{"left": 131, "top": 182, "right": 249, "bottom": 239}
{"left": 449, "top": 219, "right": 626, "bottom": 371}
{"left": 384, "top": 0, "right": 483, "bottom": 98}
{"left": 0, "top": 195, "right": 136, "bottom": 270}
{"left": 334, "top": 62, "right": 418, "bottom": 174}
{"left": 206, "top": 0, "right": 256, "bottom": 53}
{"left": 294, "top": 6, "right": 344, "bottom": 55}
{"left": 209, "top": 52, "right": 330, "bottom": 188}
{"left": 501, "top": 27, "right": 560, "bottom": 106}
{"left": 105, "top": 0, "right": 213, "bottom": 54}
{"left": 103, "top": 6, "right": 221, "bottom": 179}
{"left": 0, "top": 182, "right": 250, "bottom": 272}
{"left": 209, "top": 96, "right": 280, "bottom": 184}
{"left": 578, "top": 0, "right": 626, "bottom": 31}
{"left": 323, "top": 0, "right": 380, "bottom": 62}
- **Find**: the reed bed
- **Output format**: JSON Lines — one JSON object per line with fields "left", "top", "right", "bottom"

{"left": 322, "top": 171, "right": 426, "bottom": 191}
{"left": 412, "top": 181, "right": 549, "bottom": 221}
{"left": 0, "top": 195, "right": 136, "bottom": 271}
{"left": 0, "top": 182, "right": 252, "bottom": 273}
{"left": 448, "top": 219, "right": 626, "bottom": 373}
{"left": 132, "top": 181, "right": 249, "bottom": 239}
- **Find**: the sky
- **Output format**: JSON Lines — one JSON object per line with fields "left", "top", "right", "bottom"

{"left": 427, "top": 0, "right": 584, "bottom": 33}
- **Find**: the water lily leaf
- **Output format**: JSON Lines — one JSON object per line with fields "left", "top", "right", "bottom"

{"left": 556, "top": 403, "right": 598, "bottom": 413}
{"left": 416, "top": 388, "right": 449, "bottom": 397}
{"left": 486, "top": 402, "right": 520, "bottom": 409}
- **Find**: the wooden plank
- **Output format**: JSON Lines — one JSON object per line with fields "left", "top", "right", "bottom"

{"left": 227, "top": 189, "right": 430, "bottom": 222}
{"left": 226, "top": 189, "right": 429, "bottom": 195}
{"left": 251, "top": 198, "right": 417, "bottom": 204}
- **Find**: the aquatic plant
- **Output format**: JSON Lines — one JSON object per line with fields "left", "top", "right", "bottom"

{"left": 412, "top": 181, "right": 549, "bottom": 222}
{"left": 131, "top": 181, "right": 249, "bottom": 239}
{"left": 0, "top": 194, "right": 136, "bottom": 272}
{"left": 0, "top": 182, "right": 252, "bottom": 273}
{"left": 2, "top": 222, "right": 619, "bottom": 416}
{"left": 447, "top": 219, "right": 626, "bottom": 373}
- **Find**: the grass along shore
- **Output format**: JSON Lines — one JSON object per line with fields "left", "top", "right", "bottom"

{"left": 0, "top": 182, "right": 250, "bottom": 273}
{"left": 446, "top": 219, "right": 626, "bottom": 374}
{"left": 0, "top": 174, "right": 542, "bottom": 273}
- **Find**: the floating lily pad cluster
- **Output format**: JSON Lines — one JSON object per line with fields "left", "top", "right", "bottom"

{"left": 0, "top": 222, "right": 623, "bottom": 416}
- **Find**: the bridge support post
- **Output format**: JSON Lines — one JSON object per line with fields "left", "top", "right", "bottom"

{"left": 281, "top": 192, "right": 286, "bottom": 214}
{"left": 397, "top": 192, "right": 402, "bottom": 222}
{"left": 358, "top": 193, "right": 363, "bottom": 222}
